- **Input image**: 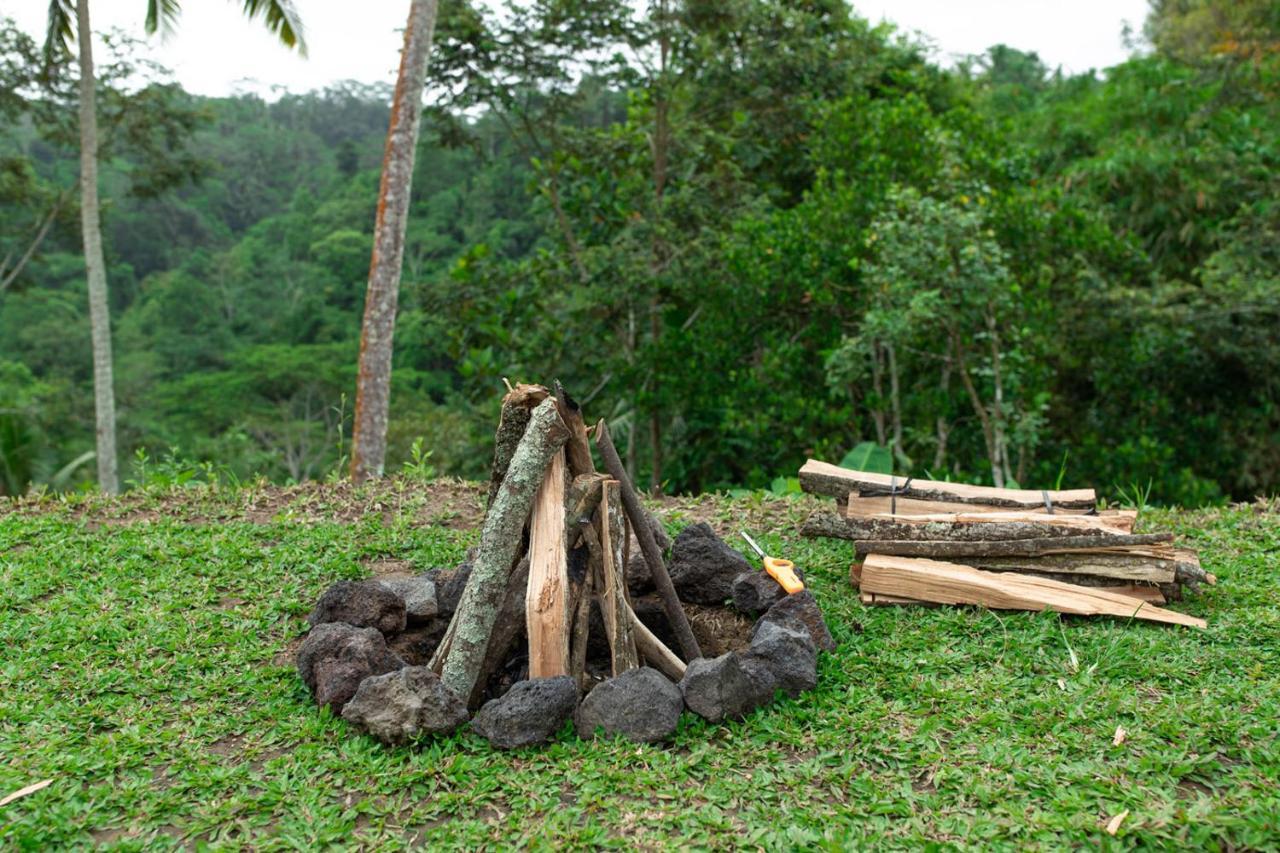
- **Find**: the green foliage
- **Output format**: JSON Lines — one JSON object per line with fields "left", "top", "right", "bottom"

{"left": 839, "top": 442, "right": 893, "bottom": 475}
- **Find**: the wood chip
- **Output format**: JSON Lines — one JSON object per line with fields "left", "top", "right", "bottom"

{"left": 0, "top": 779, "right": 52, "bottom": 807}
{"left": 1113, "top": 725, "right": 1127, "bottom": 746}
{"left": 1105, "top": 809, "right": 1129, "bottom": 835}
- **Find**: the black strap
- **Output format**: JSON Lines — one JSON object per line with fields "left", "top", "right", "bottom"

{"left": 889, "top": 477, "right": 913, "bottom": 515}
{"left": 1042, "top": 490, "right": 1054, "bottom": 515}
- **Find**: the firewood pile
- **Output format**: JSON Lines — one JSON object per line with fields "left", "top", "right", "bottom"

{"left": 295, "top": 382, "right": 835, "bottom": 748}
{"left": 799, "top": 460, "right": 1212, "bottom": 629}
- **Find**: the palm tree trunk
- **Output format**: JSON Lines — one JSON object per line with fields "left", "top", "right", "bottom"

{"left": 76, "top": 0, "right": 118, "bottom": 494}
{"left": 350, "top": 0, "right": 438, "bottom": 483}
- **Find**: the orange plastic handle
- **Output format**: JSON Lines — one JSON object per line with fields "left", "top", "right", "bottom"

{"left": 764, "top": 556, "right": 805, "bottom": 595}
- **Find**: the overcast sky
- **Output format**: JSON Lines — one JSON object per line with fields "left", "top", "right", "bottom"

{"left": 10, "top": 0, "right": 1150, "bottom": 98}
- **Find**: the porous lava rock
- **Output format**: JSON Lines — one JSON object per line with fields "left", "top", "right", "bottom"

{"left": 575, "top": 667, "right": 683, "bottom": 743}
{"left": 741, "top": 619, "right": 816, "bottom": 697}
{"left": 378, "top": 575, "right": 439, "bottom": 623}
{"left": 296, "top": 622, "right": 405, "bottom": 713}
{"left": 430, "top": 560, "right": 473, "bottom": 617}
{"left": 754, "top": 590, "right": 836, "bottom": 653}
{"left": 470, "top": 676, "right": 579, "bottom": 749}
{"left": 308, "top": 580, "right": 406, "bottom": 636}
{"left": 667, "top": 523, "right": 753, "bottom": 605}
{"left": 679, "top": 651, "right": 776, "bottom": 723}
{"left": 731, "top": 569, "right": 807, "bottom": 615}
{"left": 341, "top": 666, "right": 468, "bottom": 744}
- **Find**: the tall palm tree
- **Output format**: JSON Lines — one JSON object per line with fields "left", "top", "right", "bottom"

{"left": 349, "top": 0, "right": 439, "bottom": 484}
{"left": 44, "top": 0, "right": 305, "bottom": 494}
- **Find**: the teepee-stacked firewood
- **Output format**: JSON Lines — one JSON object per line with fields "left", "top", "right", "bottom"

{"left": 428, "top": 381, "right": 697, "bottom": 708}
{"left": 798, "top": 459, "right": 1212, "bottom": 628}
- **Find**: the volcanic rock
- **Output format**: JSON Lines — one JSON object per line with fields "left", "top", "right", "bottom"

{"left": 308, "top": 580, "right": 406, "bottom": 636}
{"left": 470, "top": 676, "right": 579, "bottom": 749}
{"left": 575, "top": 667, "right": 683, "bottom": 743}
{"left": 341, "top": 666, "right": 469, "bottom": 744}
{"left": 667, "top": 523, "right": 753, "bottom": 605}
{"left": 378, "top": 575, "right": 438, "bottom": 623}
{"left": 296, "top": 622, "right": 405, "bottom": 713}
{"left": 754, "top": 590, "right": 836, "bottom": 653}
{"left": 742, "top": 619, "right": 816, "bottom": 697}
{"left": 679, "top": 651, "right": 777, "bottom": 723}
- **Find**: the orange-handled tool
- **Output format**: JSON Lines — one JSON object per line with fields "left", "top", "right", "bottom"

{"left": 739, "top": 531, "right": 805, "bottom": 595}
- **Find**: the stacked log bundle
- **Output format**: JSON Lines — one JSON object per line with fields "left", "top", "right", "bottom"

{"left": 799, "top": 459, "right": 1212, "bottom": 628}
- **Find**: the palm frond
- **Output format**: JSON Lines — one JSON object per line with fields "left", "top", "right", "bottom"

{"left": 145, "top": 0, "right": 183, "bottom": 38}
{"left": 239, "top": 0, "right": 307, "bottom": 56}
{"left": 44, "top": 0, "right": 76, "bottom": 61}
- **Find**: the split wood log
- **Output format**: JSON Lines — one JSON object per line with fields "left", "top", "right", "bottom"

{"left": 568, "top": 551, "right": 595, "bottom": 689}
{"left": 579, "top": 509, "right": 639, "bottom": 675}
{"left": 800, "top": 459, "right": 1096, "bottom": 509}
{"left": 627, "top": 601, "right": 687, "bottom": 680}
{"left": 527, "top": 449, "right": 570, "bottom": 678}
{"left": 846, "top": 494, "right": 1103, "bottom": 518}
{"left": 849, "top": 560, "right": 1173, "bottom": 595}
{"left": 485, "top": 382, "right": 550, "bottom": 507}
{"left": 860, "top": 555, "right": 1205, "bottom": 628}
{"left": 803, "top": 511, "right": 1154, "bottom": 544}
{"left": 601, "top": 481, "right": 637, "bottom": 674}
{"left": 467, "top": 555, "right": 530, "bottom": 709}
{"left": 565, "top": 472, "right": 609, "bottom": 547}
{"left": 432, "top": 398, "right": 569, "bottom": 700}
{"left": 846, "top": 534, "right": 1176, "bottom": 560}
{"left": 846, "top": 500, "right": 1136, "bottom": 533}
{"left": 596, "top": 420, "right": 701, "bottom": 661}
{"left": 943, "top": 552, "right": 1177, "bottom": 584}
{"left": 554, "top": 381, "right": 596, "bottom": 477}
{"left": 862, "top": 583, "right": 1165, "bottom": 605}
{"left": 1174, "top": 549, "right": 1217, "bottom": 588}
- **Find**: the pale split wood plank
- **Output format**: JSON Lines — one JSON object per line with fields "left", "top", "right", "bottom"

{"left": 526, "top": 449, "right": 570, "bottom": 677}
{"left": 800, "top": 459, "right": 1096, "bottom": 508}
{"left": 861, "top": 555, "right": 1205, "bottom": 628}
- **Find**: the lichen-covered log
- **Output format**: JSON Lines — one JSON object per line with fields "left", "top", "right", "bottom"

{"left": 596, "top": 420, "right": 701, "bottom": 661}
{"left": 842, "top": 531, "right": 1175, "bottom": 558}
{"left": 485, "top": 382, "right": 549, "bottom": 508}
{"left": 946, "top": 552, "right": 1178, "bottom": 584}
{"left": 433, "top": 398, "right": 569, "bottom": 700}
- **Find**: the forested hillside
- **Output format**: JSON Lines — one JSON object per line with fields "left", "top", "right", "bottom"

{"left": 2, "top": 1, "right": 1277, "bottom": 505}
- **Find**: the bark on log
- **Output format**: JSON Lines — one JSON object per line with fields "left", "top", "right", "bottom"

{"left": 844, "top": 532, "right": 1175, "bottom": 559}
{"left": 554, "top": 381, "right": 596, "bottom": 478}
{"left": 846, "top": 501, "right": 1136, "bottom": 534}
{"left": 944, "top": 552, "right": 1177, "bottom": 584}
{"left": 568, "top": 552, "right": 594, "bottom": 689}
{"left": 595, "top": 420, "right": 701, "bottom": 661}
{"left": 467, "top": 555, "right": 530, "bottom": 709}
{"left": 527, "top": 449, "right": 570, "bottom": 678}
{"left": 800, "top": 459, "right": 1096, "bottom": 509}
{"left": 601, "top": 481, "right": 637, "bottom": 674}
{"left": 565, "top": 472, "right": 608, "bottom": 547}
{"left": 433, "top": 398, "right": 569, "bottom": 699}
{"left": 485, "top": 383, "right": 550, "bottom": 508}
{"left": 803, "top": 511, "right": 1157, "bottom": 544}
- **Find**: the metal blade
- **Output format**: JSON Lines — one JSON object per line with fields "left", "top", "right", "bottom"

{"left": 739, "top": 530, "right": 765, "bottom": 559}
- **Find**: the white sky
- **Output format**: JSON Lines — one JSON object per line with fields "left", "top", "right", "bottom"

{"left": 8, "top": 0, "right": 1150, "bottom": 98}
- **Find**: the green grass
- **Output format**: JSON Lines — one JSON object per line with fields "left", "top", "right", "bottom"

{"left": 2, "top": 482, "right": 1278, "bottom": 848}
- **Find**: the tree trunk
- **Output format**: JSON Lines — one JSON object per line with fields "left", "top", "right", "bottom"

{"left": 76, "top": 0, "right": 118, "bottom": 495}
{"left": 886, "top": 341, "right": 906, "bottom": 467}
{"left": 870, "top": 343, "right": 887, "bottom": 447}
{"left": 952, "top": 332, "right": 1003, "bottom": 488}
{"left": 933, "top": 356, "right": 951, "bottom": 471}
{"left": 349, "top": 0, "right": 439, "bottom": 483}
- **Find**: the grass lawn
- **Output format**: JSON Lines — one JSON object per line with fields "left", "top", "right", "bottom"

{"left": 2, "top": 480, "right": 1277, "bottom": 849}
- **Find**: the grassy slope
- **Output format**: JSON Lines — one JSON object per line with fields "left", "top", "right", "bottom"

{"left": 1, "top": 480, "right": 1277, "bottom": 849}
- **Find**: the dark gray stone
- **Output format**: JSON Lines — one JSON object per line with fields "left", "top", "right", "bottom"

{"left": 667, "top": 523, "right": 753, "bottom": 605}
{"left": 731, "top": 569, "right": 806, "bottom": 615}
{"left": 308, "top": 580, "right": 406, "bottom": 636}
{"left": 378, "top": 575, "right": 439, "bottom": 623}
{"left": 432, "top": 561, "right": 472, "bottom": 617}
{"left": 575, "top": 667, "right": 683, "bottom": 743}
{"left": 742, "top": 619, "right": 816, "bottom": 697}
{"left": 296, "top": 622, "right": 405, "bottom": 713}
{"left": 754, "top": 590, "right": 836, "bottom": 653}
{"left": 679, "top": 651, "right": 776, "bottom": 722}
{"left": 341, "top": 666, "right": 469, "bottom": 744}
{"left": 470, "top": 676, "right": 579, "bottom": 749}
